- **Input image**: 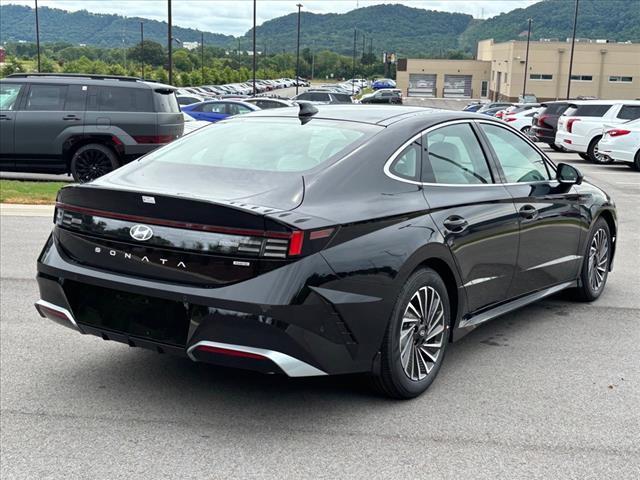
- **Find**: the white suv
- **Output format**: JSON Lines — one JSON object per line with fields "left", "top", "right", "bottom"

{"left": 555, "top": 100, "right": 640, "bottom": 162}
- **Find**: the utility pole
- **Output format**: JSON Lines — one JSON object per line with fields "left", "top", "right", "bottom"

{"left": 201, "top": 32, "right": 205, "bottom": 84}
{"left": 252, "top": 0, "right": 257, "bottom": 95}
{"left": 140, "top": 22, "right": 145, "bottom": 78}
{"left": 522, "top": 18, "right": 532, "bottom": 100}
{"left": 352, "top": 28, "right": 357, "bottom": 94}
{"left": 295, "top": 3, "right": 303, "bottom": 95}
{"left": 35, "top": 0, "right": 41, "bottom": 72}
{"left": 567, "top": 0, "right": 579, "bottom": 99}
{"left": 168, "top": 0, "right": 173, "bottom": 85}
{"left": 362, "top": 32, "right": 365, "bottom": 59}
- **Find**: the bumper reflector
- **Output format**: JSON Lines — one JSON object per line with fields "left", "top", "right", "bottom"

{"left": 35, "top": 300, "right": 83, "bottom": 333}
{"left": 187, "top": 341, "right": 327, "bottom": 377}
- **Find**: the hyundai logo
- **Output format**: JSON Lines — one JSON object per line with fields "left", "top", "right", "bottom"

{"left": 129, "top": 224, "right": 154, "bottom": 241}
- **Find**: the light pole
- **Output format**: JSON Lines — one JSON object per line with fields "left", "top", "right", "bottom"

{"left": 352, "top": 28, "right": 357, "bottom": 95}
{"left": 522, "top": 18, "right": 532, "bottom": 100}
{"left": 140, "top": 22, "right": 145, "bottom": 78}
{"left": 252, "top": 0, "right": 257, "bottom": 96}
{"left": 35, "top": 0, "right": 41, "bottom": 72}
{"left": 168, "top": 0, "right": 173, "bottom": 85}
{"left": 295, "top": 3, "right": 303, "bottom": 95}
{"left": 567, "top": 0, "right": 579, "bottom": 99}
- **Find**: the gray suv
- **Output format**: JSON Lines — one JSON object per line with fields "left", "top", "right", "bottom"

{"left": 0, "top": 73, "right": 183, "bottom": 182}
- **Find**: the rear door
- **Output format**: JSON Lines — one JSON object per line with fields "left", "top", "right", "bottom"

{"left": 421, "top": 121, "right": 519, "bottom": 313}
{"left": 85, "top": 84, "right": 156, "bottom": 143}
{"left": 478, "top": 121, "right": 582, "bottom": 297}
{"left": 0, "top": 82, "right": 25, "bottom": 168}
{"left": 154, "top": 88, "right": 184, "bottom": 140}
{"left": 14, "top": 82, "right": 86, "bottom": 170}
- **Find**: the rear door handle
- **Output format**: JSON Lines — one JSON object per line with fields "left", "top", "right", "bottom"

{"left": 443, "top": 215, "right": 468, "bottom": 233}
{"left": 62, "top": 115, "right": 80, "bottom": 121}
{"left": 519, "top": 204, "right": 538, "bottom": 220}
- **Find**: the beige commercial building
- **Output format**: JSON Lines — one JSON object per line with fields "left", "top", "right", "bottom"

{"left": 397, "top": 38, "right": 640, "bottom": 101}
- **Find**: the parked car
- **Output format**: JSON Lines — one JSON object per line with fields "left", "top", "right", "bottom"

{"left": 244, "top": 98, "right": 294, "bottom": 109}
{"left": 372, "top": 78, "right": 396, "bottom": 90}
{"left": 360, "top": 89, "right": 402, "bottom": 104}
{"left": 180, "top": 112, "right": 210, "bottom": 135}
{"left": 292, "top": 91, "right": 353, "bottom": 104}
{"left": 181, "top": 100, "right": 259, "bottom": 123}
{"left": 597, "top": 118, "right": 640, "bottom": 170}
{"left": 36, "top": 105, "right": 617, "bottom": 399}
{"left": 463, "top": 102, "right": 484, "bottom": 112}
{"left": 556, "top": 100, "right": 640, "bottom": 162}
{"left": 177, "top": 94, "right": 206, "bottom": 106}
{"left": 530, "top": 101, "right": 570, "bottom": 151}
{"left": 503, "top": 107, "right": 541, "bottom": 136}
{"left": 479, "top": 106, "right": 507, "bottom": 117}
{"left": 477, "top": 102, "right": 513, "bottom": 113}
{"left": 0, "top": 73, "right": 183, "bottom": 182}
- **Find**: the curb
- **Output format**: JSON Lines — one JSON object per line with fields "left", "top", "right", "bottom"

{"left": 0, "top": 203, "right": 55, "bottom": 217}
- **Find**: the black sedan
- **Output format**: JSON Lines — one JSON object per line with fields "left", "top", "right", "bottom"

{"left": 36, "top": 105, "right": 617, "bottom": 398}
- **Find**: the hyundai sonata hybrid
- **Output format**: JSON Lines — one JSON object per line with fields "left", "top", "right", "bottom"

{"left": 36, "top": 104, "right": 617, "bottom": 398}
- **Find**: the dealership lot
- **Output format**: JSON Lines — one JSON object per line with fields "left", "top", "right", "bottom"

{"left": 1, "top": 148, "right": 638, "bottom": 479}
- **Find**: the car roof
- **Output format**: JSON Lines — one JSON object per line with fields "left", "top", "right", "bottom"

{"left": 242, "top": 104, "right": 491, "bottom": 127}
{"left": 2, "top": 73, "right": 174, "bottom": 90}
{"left": 567, "top": 99, "right": 640, "bottom": 105}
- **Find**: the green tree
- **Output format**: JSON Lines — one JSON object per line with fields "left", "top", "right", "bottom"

{"left": 127, "top": 40, "right": 166, "bottom": 67}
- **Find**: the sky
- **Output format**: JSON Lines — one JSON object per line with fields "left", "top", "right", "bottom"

{"left": 3, "top": 1, "right": 542, "bottom": 36}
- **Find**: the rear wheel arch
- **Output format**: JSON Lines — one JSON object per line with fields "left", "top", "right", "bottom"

{"left": 63, "top": 135, "right": 122, "bottom": 170}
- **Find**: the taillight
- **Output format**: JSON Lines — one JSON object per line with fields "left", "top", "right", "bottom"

{"left": 537, "top": 114, "right": 549, "bottom": 127}
{"left": 504, "top": 117, "right": 517, "bottom": 122}
{"left": 607, "top": 129, "right": 631, "bottom": 137}
{"left": 567, "top": 118, "right": 580, "bottom": 133}
{"left": 133, "top": 135, "right": 178, "bottom": 144}
{"left": 287, "top": 231, "right": 304, "bottom": 256}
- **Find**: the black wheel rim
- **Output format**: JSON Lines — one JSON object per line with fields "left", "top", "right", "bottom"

{"left": 74, "top": 149, "right": 112, "bottom": 182}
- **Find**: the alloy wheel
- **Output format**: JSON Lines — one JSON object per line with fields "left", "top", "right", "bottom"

{"left": 588, "top": 228, "right": 609, "bottom": 291}
{"left": 74, "top": 149, "right": 114, "bottom": 182}
{"left": 399, "top": 286, "right": 446, "bottom": 381}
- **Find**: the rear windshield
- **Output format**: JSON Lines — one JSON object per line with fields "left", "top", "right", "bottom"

{"left": 564, "top": 104, "right": 610, "bottom": 117}
{"left": 137, "top": 117, "right": 381, "bottom": 173}
{"left": 541, "top": 103, "right": 569, "bottom": 115}
{"left": 154, "top": 90, "right": 180, "bottom": 113}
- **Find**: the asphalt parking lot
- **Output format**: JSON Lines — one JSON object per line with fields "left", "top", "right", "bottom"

{"left": 1, "top": 148, "right": 638, "bottom": 479}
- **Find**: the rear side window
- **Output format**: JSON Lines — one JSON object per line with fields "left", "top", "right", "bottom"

{"left": 25, "top": 84, "right": 67, "bottom": 111}
{"left": 227, "top": 103, "right": 252, "bottom": 115}
{"left": 617, "top": 105, "right": 640, "bottom": 120}
{"left": 154, "top": 90, "right": 180, "bottom": 113}
{"left": 564, "top": 104, "right": 610, "bottom": 117}
{"left": 424, "top": 123, "right": 493, "bottom": 185}
{"left": 480, "top": 124, "right": 550, "bottom": 183}
{"left": 389, "top": 141, "right": 421, "bottom": 181}
{"left": 0, "top": 83, "right": 23, "bottom": 111}
{"left": 331, "top": 93, "right": 352, "bottom": 103}
{"left": 88, "top": 86, "right": 153, "bottom": 112}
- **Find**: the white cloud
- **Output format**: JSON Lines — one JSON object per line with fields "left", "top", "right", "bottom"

{"left": 3, "top": 1, "right": 542, "bottom": 35}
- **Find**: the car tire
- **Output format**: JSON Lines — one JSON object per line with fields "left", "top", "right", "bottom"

{"left": 549, "top": 143, "right": 566, "bottom": 152}
{"left": 579, "top": 152, "right": 591, "bottom": 161}
{"left": 521, "top": 126, "right": 532, "bottom": 137}
{"left": 372, "top": 268, "right": 450, "bottom": 399}
{"left": 573, "top": 217, "right": 611, "bottom": 302}
{"left": 70, "top": 144, "right": 119, "bottom": 183}
{"left": 588, "top": 136, "right": 613, "bottom": 164}
{"left": 633, "top": 150, "right": 640, "bottom": 171}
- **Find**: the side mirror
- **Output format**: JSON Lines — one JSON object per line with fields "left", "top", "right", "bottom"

{"left": 556, "top": 162, "right": 583, "bottom": 185}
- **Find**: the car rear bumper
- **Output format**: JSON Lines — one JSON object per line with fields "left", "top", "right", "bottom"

{"left": 555, "top": 131, "right": 587, "bottom": 152}
{"left": 36, "top": 235, "right": 387, "bottom": 377}
{"left": 531, "top": 126, "right": 555, "bottom": 144}
{"left": 597, "top": 139, "right": 636, "bottom": 163}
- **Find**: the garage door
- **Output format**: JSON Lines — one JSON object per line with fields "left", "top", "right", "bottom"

{"left": 444, "top": 75, "right": 472, "bottom": 98}
{"left": 408, "top": 74, "right": 436, "bottom": 97}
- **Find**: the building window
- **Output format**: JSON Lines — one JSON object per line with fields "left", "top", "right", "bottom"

{"left": 571, "top": 75, "right": 593, "bottom": 81}
{"left": 609, "top": 76, "right": 633, "bottom": 83}
{"left": 481, "top": 81, "right": 488, "bottom": 97}
{"left": 492, "top": 71, "right": 495, "bottom": 81}
{"left": 504, "top": 73, "right": 508, "bottom": 84}
{"left": 529, "top": 74, "right": 553, "bottom": 80}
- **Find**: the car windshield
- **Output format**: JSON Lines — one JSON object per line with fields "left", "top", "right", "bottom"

{"left": 131, "top": 117, "right": 382, "bottom": 173}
